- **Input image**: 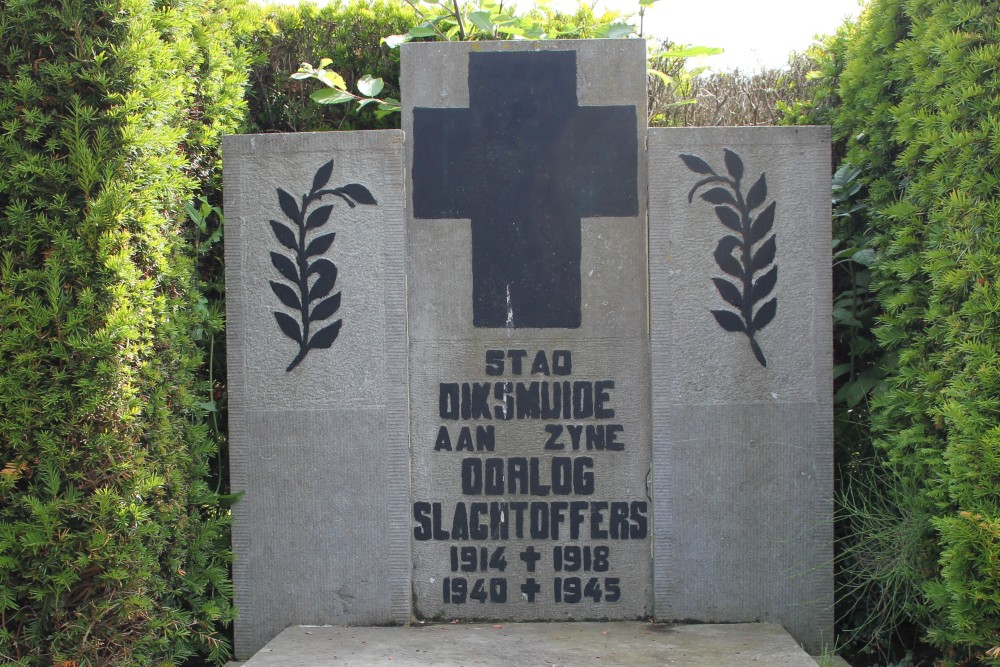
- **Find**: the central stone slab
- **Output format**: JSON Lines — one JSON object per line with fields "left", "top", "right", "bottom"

{"left": 402, "top": 40, "right": 652, "bottom": 620}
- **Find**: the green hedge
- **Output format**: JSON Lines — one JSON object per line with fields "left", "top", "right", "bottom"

{"left": 246, "top": 1, "right": 415, "bottom": 132}
{"left": 244, "top": 1, "right": 637, "bottom": 134}
{"left": 810, "top": 0, "right": 1000, "bottom": 661}
{"left": 0, "top": 0, "right": 254, "bottom": 663}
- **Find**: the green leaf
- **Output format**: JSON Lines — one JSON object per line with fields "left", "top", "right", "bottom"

{"left": 658, "top": 45, "right": 724, "bottom": 58}
{"left": 833, "top": 306, "right": 863, "bottom": 328}
{"left": 639, "top": 0, "right": 660, "bottom": 5}
{"left": 220, "top": 491, "right": 246, "bottom": 508}
{"left": 290, "top": 71, "right": 312, "bottom": 80}
{"left": 648, "top": 69, "right": 673, "bottom": 87}
{"left": 834, "top": 371, "right": 880, "bottom": 407}
{"left": 311, "top": 89, "right": 355, "bottom": 105}
{"left": 408, "top": 25, "right": 438, "bottom": 38}
{"left": 318, "top": 57, "right": 332, "bottom": 68}
{"left": 496, "top": 24, "right": 525, "bottom": 36}
{"left": 357, "top": 74, "right": 384, "bottom": 98}
{"left": 594, "top": 23, "right": 633, "bottom": 39}
{"left": 318, "top": 70, "right": 347, "bottom": 90}
{"left": 832, "top": 363, "right": 853, "bottom": 380}
{"left": 382, "top": 34, "right": 412, "bottom": 48}
{"left": 851, "top": 248, "right": 875, "bottom": 266}
{"left": 376, "top": 98, "right": 401, "bottom": 115}
{"left": 469, "top": 10, "right": 495, "bottom": 32}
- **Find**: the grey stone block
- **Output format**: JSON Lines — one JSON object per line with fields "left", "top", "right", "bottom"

{"left": 241, "top": 621, "right": 819, "bottom": 666}
{"left": 224, "top": 131, "right": 409, "bottom": 658}
{"left": 648, "top": 127, "right": 833, "bottom": 652}
{"left": 402, "top": 40, "right": 652, "bottom": 621}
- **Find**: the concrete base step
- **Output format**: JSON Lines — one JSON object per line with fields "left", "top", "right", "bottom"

{"left": 235, "top": 621, "right": 825, "bottom": 666}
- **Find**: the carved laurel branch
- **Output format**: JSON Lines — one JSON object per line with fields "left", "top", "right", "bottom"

{"left": 268, "top": 159, "right": 377, "bottom": 372}
{"left": 680, "top": 149, "right": 777, "bottom": 367}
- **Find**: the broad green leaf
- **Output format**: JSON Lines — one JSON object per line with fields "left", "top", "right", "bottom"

{"left": 852, "top": 248, "right": 876, "bottom": 266}
{"left": 639, "top": 0, "right": 660, "bottom": 5}
{"left": 832, "top": 363, "right": 853, "bottom": 380}
{"left": 594, "top": 23, "right": 633, "bottom": 39}
{"left": 496, "top": 24, "right": 525, "bottom": 36}
{"left": 833, "top": 306, "right": 863, "bottom": 328}
{"left": 319, "top": 70, "right": 347, "bottom": 90}
{"left": 834, "top": 371, "right": 880, "bottom": 407}
{"left": 290, "top": 71, "right": 312, "bottom": 80}
{"left": 311, "top": 89, "right": 355, "bottom": 105}
{"left": 469, "top": 10, "right": 495, "bottom": 32}
{"left": 382, "top": 34, "right": 412, "bottom": 48}
{"left": 357, "top": 74, "right": 384, "bottom": 97}
{"left": 648, "top": 69, "right": 673, "bottom": 87}
{"left": 658, "top": 45, "right": 724, "bottom": 58}
{"left": 408, "top": 25, "right": 438, "bottom": 38}
{"left": 356, "top": 98, "right": 378, "bottom": 109}
{"left": 318, "top": 58, "right": 332, "bottom": 68}
{"left": 375, "top": 98, "right": 401, "bottom": 117}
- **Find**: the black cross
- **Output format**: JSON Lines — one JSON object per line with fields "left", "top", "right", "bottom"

{"left": 412, "top": 50, "right": 638, "bottom": 328}
{"left": 519, "top": 546, "right": 542, "bottom": 572}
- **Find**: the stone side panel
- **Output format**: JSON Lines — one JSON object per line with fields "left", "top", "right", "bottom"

{"left": 224, "top": 131, "right": 409, "bottom": 658}
{"left": 648, "top": 126, "right": 833, "bottom": 652}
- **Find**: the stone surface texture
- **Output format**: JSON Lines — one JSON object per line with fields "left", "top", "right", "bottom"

{"left": 402, "top": 40, "right": 653, "bottom": 621}
{"left": 239, "top": 621, "right": 819, "bottom": 666}
{"left": 648, "top": 127, "right": 833, "bottom": 652}
{"left": 224, "top": 131, "right": 409, "bottom": 659}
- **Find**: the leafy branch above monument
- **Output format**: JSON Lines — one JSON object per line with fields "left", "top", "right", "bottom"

{"left": 681, "top": 149, "right": 778, "bottom": 367}
{"left": 292, "top": 59, "right": 400, "bottom": 117}
{"left": 269, "top": 159, "right": 378, "bottom": 371}
{"left": 383, "top": 0, "right": 633, "bottom": 44}
{"left": 288, "top": 0, "right": 721, "bottom": 118}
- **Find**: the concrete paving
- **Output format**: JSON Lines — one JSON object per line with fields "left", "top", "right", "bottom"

{"left": 237, "top": 621, "right": 822, "bottom": 666}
